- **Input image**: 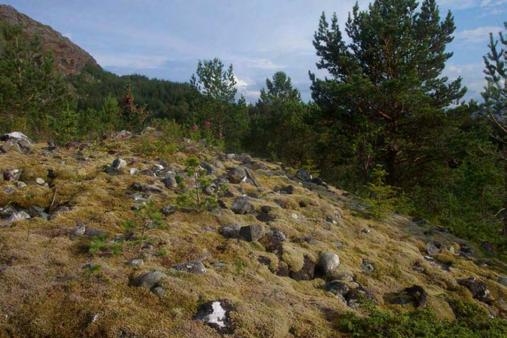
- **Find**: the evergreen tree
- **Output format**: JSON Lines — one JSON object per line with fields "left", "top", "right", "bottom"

{"left": 0, "top": 24, "right": 70, "bottom": 137}
{"left": 482, "top": 23, "right": 506, "bottom": 236}
{"left": 190, "top": 58, "right": 247, "bottom": 148}
{"left": 248, "top": 71, "right": 314, "bottom": 165}
{"left": 310, "top": 0, "right": 466, "bottom": 186}
{"left": 190, "top": 58, "right": 237, "bottom": 103}
{"left": 259, "top": 71, "right": 300, "bottom": 105}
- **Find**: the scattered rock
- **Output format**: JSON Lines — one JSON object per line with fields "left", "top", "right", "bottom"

{"left": 261, "top": 228, "right": 286, "bottom": 253}
{"left": 220, "top": 224, "right": 241, "bottom": 238}
{"left": 231, "top": 196, "right": 255, "bottom": 214}
{"left": 256, "top": 206, "right": 276, "bottom": 223}
{"left": 0, "top": 132, "right": 32, "bottom": 153}
{"left": 3, "top": 169, "right": 21, "bottom": 181}
{"left": 384, "top": 285, "right": 427, "bottom": 308}
{"left": 16, "top": 181, "right": 27, "bottom": 189}
{"left": 200, "top": 162, "right": 215, "bottom": 175}
{"left": 35, "top": 177, "right": 45, "bottom": 185}
{"left": 115, "top": 130, "right": 132, "bottom": 140}
{"left": 296, "top": 168, "right": 312, "bottom": 181}
{"left": 278, "top": 185, "right": 294, "bottom": 194}
{"left": 151, "top": 286, "right": 165, "bottom": 298}
{"left": 498, "top": 275, "right": 507, "bottom": 287}
{"left": 289, "top": 255, "right": 316, "bottom": 281}
{"left": 130, "top": 270, "right": 167, "bottom": 296}
{"left": 162, "top": 173, "right": 178, "bottom": 189}
{"left": 361, "top": 259, "right": 375, "bottom": 274}
{"left": 161, "top": 205, "right": 176, "bottom": 216}
{"left": 130, "top": 182, "right": 162, "bottom": 194}
{"left": 129, "top": 259, "right": 144, "bottom": 267}
{"left": 194, "top": 300, "right": 234, "bottom": 334}
{"left": 315, "top": 252, "right": 340, "bottom": 278}
{"left": 107, "top": 158, "right": 127, "bottom": 174}
{"left": 173, "top": 260, "right": 207, "bottom": 274}
{"left": 239, "top": 224, "right": 264, "bottom": 242}
{"left": 425, "top": 241, "right": 441, "bottom": 256}
{"left": 325, "top": 280, "right": 373, "bottom": 308}
{"left": 227, "top": 167, "right": 247, "bottom": 184}
{"left": 458, "top": 277, "right": 493, "bottom": 304}
{"left": 129, "top": 168, "right": 138, "bottom": 176}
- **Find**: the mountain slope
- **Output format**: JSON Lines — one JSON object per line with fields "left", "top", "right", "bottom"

{"left": 0, "top": 4, "right": 99, "bottom": 75}
{"left": 0, "top": 130, "right": 505, "bottom": 337}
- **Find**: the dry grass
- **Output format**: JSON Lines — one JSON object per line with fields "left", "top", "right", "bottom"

{"left": 0, "top": 134, "right": 506, "bottom": 337}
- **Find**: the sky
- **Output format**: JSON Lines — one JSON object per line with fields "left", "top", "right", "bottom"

{"left": 2, "top": 0, "right": 506, "bottom": 102}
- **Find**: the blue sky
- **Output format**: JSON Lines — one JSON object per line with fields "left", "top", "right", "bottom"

{"left": 2, "top": 0, "right": 506, "bottom": 102}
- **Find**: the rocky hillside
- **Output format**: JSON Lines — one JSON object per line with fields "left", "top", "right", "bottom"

{"left": 0, "top": 4, "right": 99, "bottom": 75}
{"left": 0, "top": 130, "right": 506, "bottom": 337}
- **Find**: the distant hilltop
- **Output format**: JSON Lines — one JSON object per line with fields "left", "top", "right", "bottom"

{"left": 0, "top": 4, "right": 99, "bottom": 75}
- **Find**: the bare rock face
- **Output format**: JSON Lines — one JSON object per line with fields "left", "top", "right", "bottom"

{"left": 0, "top": 4, "right": 99, "bottom": 76}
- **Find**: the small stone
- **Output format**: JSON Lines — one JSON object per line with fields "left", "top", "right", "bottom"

{"left": 35, "top": 177, "right": 45, "bottom": 185}
{"left": 325, "top": 280, "right": 350, "bottom": 296}
{"left": 239, "top": 224, "right": 264, "bottom": 242}
{"left": 458, "top": 277, "right": 493, "bottom": 303}
{"left": 151, "top": 286, "right": 165, "bottom": 298}
{"left": 129, "top": 259, "right": 144, "bottom": 267}
{"left": 131, "top": 270, "right": 167, "bottom": 291}
{"left": 200, "top": 162, "right": 215, "bottom": 175}
{"left": 129, "top": 168, "right": 138, "bottom": 175}
{"left": 16, "top": 181, "right": 27, "bottom": 189}
{"left": 3, "top": 169, "right": 21, "bottom": 181}
{"left": 231, "top": 196, "right": 255, "bottom": 215}
{"left": 315, "top": 252, "right": 340, "bottom": 278}
{"left": 161, "top": 205, "right": 176, "bottom": 216}
{"left": 227, "top": 167, "right": 247, "bottom": 184}
{"left": 7, "top": 211, "right": 31, "bottom": 224}
{"left": 425, "top": 241, "right": 441, "bottom": 256}
{"left": 219, "top": 224, "right": 241, "bottom": 238}
{"left": 162, "top": 173, "right": 178, "bottom": 189}
{"left": 384, "top": 285, "right": 427, "bottom": 308}
{"left": 361, "top": 259, "right": 375, "bottom": 274}
{"left": 173, "top": 261, "right": 207, "bottom": 274}
{"left": 296, "top": 168, "right": 312, "bottom": 181}
{"left": 279, "top": 185, "right": 294, "bottom": 194}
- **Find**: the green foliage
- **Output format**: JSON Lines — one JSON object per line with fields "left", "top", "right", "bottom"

{"left": 190, "top": 58, "right": 237, "bottom": 103}
{"left": 0, "top": 23, "right": 71, "bottom": 138}
{"left": 247, "top": 72, "right": 314, "bottom": 165}
{"left": 49, "top": 106, "right": 79, "bottom": 145}
{"left": 88, "top": 236, "right": 122, "bottom": 256}
{"left": 339, "top": 301, "right": 507, "bottom": 338}
{"left": 364, "top": 165, "right": 397, "bottom": 220}
{"left": 176, "top": 156, "right": 220, "bottom": 211}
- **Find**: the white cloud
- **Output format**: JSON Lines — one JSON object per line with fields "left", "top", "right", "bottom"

{"left": 95, "top": 53, "right": 168, "bottom": 69}
{"left": 456, "top": 26, "right": 504, "bottom": 44}
{"left": 445, "top": 63, "right": 486, "bottom": 98}
{"left": 234, "top": 75, "right": 249, "bottom": 89}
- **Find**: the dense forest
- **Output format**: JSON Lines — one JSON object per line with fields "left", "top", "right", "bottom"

{"left": 0, "top": 0, "right": 505, "bottom": 259}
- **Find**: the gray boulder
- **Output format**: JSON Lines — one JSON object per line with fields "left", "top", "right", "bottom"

{"left": 130, "top": 270, "right": 167, "bottom": 296}
{"left": 239, "top": 224, "right": 264, "bottom": 242}
{"left": 315, "top": 252, "right": 340, "bottom": 278}
{"left": 3, "top": 169, "right": 22, "bottom": 181}
{"left": 162, "top": 173, "right": 178, "bottom": 189}
{"left": 0, "top": 132, "right": 33, "bottom": 153}
{"left": 219, "top": 224, "right": 242, "bottom": 238}
{"left": 227, "top": 167, "right": 247, "bottom": 184}
{"left": 231, "top": 196, "right": 255, "bottom": 214}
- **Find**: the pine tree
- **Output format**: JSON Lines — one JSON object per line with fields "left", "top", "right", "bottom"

{"left": 482, "top": 23, "right": 506, "bottom": 236}
{"left": 0, "top": 23, "right": 70, "bottom": 137}
{"left": 310, "top": 0, "right": 466, "bottom": 186}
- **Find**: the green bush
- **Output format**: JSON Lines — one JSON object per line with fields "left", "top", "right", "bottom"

{"left": 338, "top": 301, "right": 507, "bottom": 338}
